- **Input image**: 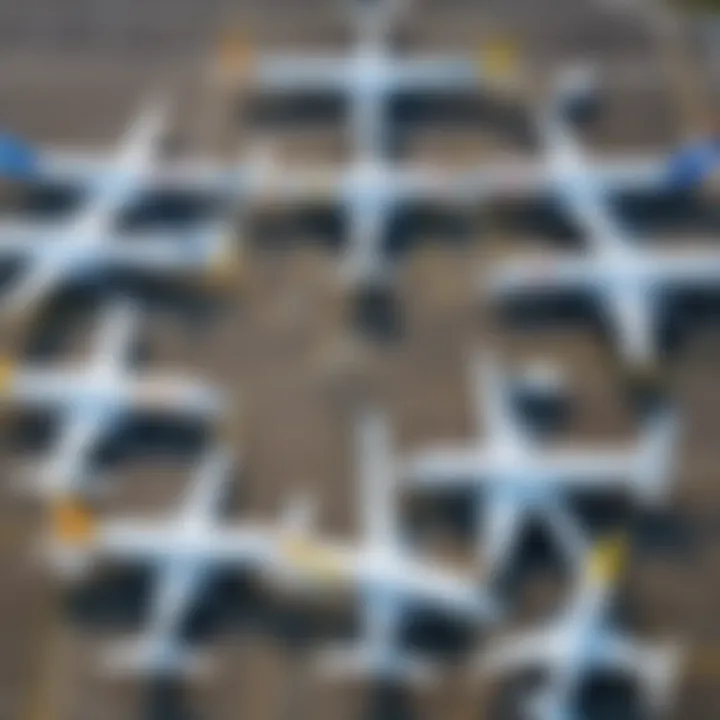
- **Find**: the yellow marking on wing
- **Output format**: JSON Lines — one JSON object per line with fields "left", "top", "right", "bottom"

{"left": 51, "top": 498, "right": 96, "bottom": 547}
{"left": 588, "top": 534, "right": 628, "bottom": 584}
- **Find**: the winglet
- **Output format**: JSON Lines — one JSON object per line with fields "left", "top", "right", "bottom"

{"left": 0, "top": 357, "right": 14, "bottom": 392}
{"left": 636, "top": 406, "right": 678, "bottom": 505}
{"left": 51, "top": 498, "right": 96, "bottom": 547}
{"left": 478, "top": 37, "right": 521, "bottom": 83}
{"left": 216, "top": 31, "right": 255, "bottom": 82}
{"left": 205, "top": 227, "right": 242, "bottom": 288}
{"left": 587, "top": 533, "right": 628, "bottom": 585}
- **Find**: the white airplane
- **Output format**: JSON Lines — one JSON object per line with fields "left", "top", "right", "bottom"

{"left": 475, "top": 535, "right": 684, "bottom": 720}
{"left": 48, "top": 448, "right": 278, "bottom": 678}
{"left": 2, "top": 300, "right": 225, "bottom": 500}
{"left": 257, "top": 146, "right": 467, "bottom": 289}
{"left": 399, "top": 353, "right": 677, "bottom": 580}
{"left": 251, "top": 0, "right": 513, "bottom": 155}
{"left": 481, "top": 70, "right": 720, "bottom": 375}
{"left": 484, "top": 167, "right": 720, "bottom": 375}
{"left": 271, "top": 410, "right": 497, "bottom": 685}
{"left": 0, "top": 100, "right": 237, "bottom": 322}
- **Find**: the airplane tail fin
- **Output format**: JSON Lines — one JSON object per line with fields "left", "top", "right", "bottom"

{"left": 314, "top": 643, "right": 437, "bottom": 687}
{"left": 635, "top": 407, "right": 679, "bottom": 506}
{"left": 638, "top": 641, "right": 685, "bottom": 718}
{"left": 102, "top": 635, "right": 212, "bottom": 680}
{"left": 523, "top": 687, "right": 572, "bottom": 720}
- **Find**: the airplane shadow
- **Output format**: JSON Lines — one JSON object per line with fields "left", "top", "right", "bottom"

{"left": 486, "top": 672, "right": 641, "bottom": 720}
{"left": 246, "top": 91, "right": 532, "bottom": 157}
{"left": 495, "top": 288, "right": 720, "bottom": 387}
{"left": 491, "top": 189, "right": 720, "bottom": 248}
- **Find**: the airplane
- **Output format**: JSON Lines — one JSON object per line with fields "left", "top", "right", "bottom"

{"left": 255, "top": 146, "right": 468, "bottom": 290}
{"left": 0, "top": 99, "right": 239, "bottom": 324}
{"left": 399, "top": 353, "right": 677, "bottom": 581}
{"left": 2, "top": 300, "right": 225, "bottom": 500}
{"left": 483, "top": 151, "right": 720, "bottom": 377}
{"left": 474, "top": 535, "right": 684, "bottom": 720}
{"left": 47, "top": 447, "right": 278, "bottom": 678}
{"left": 270, "top": 409, "right": 498, "bottom": 685}
{"left": 249, "top": 0, "right": 518, "bottom": 155}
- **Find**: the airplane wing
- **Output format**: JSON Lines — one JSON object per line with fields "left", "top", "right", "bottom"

{"left": 465, "top": 154, "right": 669, "bottom": 204}
{"left": 393, "top": 164, "right": 468, "bottom": 206}
{"left": 472, "top": 352, "right": 526, "bottom": 450}
{"left": 592, "top": 635, "right": 684, "bottom": 716}
{"left": 63, "top": 99, "right": 167, "bottom": 238}
{"left": 104, "top": 224, "right": 231, "bottom": 278}
{"left": 356, "top": 410, "right": 397, "bottom": 547}
{"left": 130, "top": 376, "right": 224, "bottom": 424}
{"left": 401, "top": 447, "right": 493, "bottom": 488}
{"left": 480, "top": 485, "right": 528, "bottom": 576}
{"left": 103, "top": 560, "right": 211, "bottom": 677}
{"left": 543, "top": 447, "right": 649, "bottom": 490}
{"left": 486, "top": 254, "right": 598, "bottom": 300}
{"left": 36, "top": 147, "right": 111, "bottom": 187}
{"left": 253, "top": 55, "right": 352, "bottom": 93}
{"left": 179, "top": 448, "right": 233, "bottom": 526}
{"left": 539, "top": 496, "right": 590, "bottom": 574}
{"left": 598, "top": 283, "right": 658, "bottom": 368}
{"left": 145, "top": 559, "right": 208, "bottom": 651}
{"left": 390, "top": 57, "right": 478, "bottom": 94}
{"left": 0, "top": 218, "right": 54, "bottom": 260}
{"left": 39, "top": 149, "right": 241, "bottom": 196}
{"left": 35, "top": 405, "right": 118, "bottom": 498}
{"left": 96, "top": 449, "right": 235, "bottom": 565}
{"left": 0, "top": 257, "right": 69, "bottom": 319}
{"left": 594, "top": 156, "right": 671, "bottom": 196}
{"left": 652, "top": 250, "right": 720, "bottom": 291}
{"left": 90, "top": 300, "right": 140, "bottom": 372}
{"left": 479, "top": 626, "right": 561, "bottom": 677}
{"left": 254, "top": 165, "right": 343, "bottom": 207}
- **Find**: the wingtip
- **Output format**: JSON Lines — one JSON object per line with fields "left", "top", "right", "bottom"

{"left": 50, "top": 496, "right": 97, "bottom": 548}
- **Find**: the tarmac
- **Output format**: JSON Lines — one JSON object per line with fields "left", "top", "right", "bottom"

{"left": 0, "top": 0, "right": 719, "bottom": 718}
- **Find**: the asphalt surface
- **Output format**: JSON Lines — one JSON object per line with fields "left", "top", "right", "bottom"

{"left": 0, "top": 1, "right": 719, "bottom": 719}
